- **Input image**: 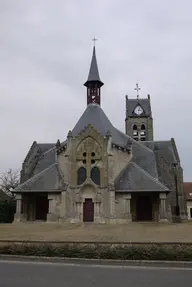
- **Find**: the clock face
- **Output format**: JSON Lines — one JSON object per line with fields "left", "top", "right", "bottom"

{"left": 134, "top": 105, "right": 143, "bottom": 115}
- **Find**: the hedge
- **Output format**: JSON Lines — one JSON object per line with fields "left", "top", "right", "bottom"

{"left": 0, "top": 243, "right": 192, "bottom": 261}
{"left": 0, "top": 200, "right": 16, "bottom": 223}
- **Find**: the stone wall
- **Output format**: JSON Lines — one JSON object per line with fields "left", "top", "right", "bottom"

{"left": 125, "top": 117, "right": 153, "bottom": 141}
{"left": 114, "top": 193, "right": 132, "bottom": 223}
{"left": 56, "top": 125, "right": 133, "bottom": 223}
{"left": 47, "top": 193, "right": 61, "bottom": 222}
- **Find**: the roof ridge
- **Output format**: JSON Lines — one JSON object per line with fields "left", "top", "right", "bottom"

{"left": 42, "top": 146, "right": 55, "bottom": 156}
{"left": 37, "top": 143, "right": 55, "bottom": 145}
{"left": 114, "top": 161, "right": 131, "bottom": 184}
{"left": 16, "top": 162, "right": 57, "bottom": 190}
{"left": 143, "top": 140, "right": 170, "bottom": 143}
{"left": 131, "top": 161, "right": 169, "bottom": 190}
{"left": 115, "top": 128, "right": 154, "bottom": 153}
{"left": 128, "top": 98, "right": 148, "bottom": 101}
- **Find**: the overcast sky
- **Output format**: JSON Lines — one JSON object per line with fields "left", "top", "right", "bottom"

{"left": 0, "top": 0, "right": 191, "bottom": 181}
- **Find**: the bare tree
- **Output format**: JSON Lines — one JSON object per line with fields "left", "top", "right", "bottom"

{"left": 0, "top": 168, "right": 20, "bottom": 196}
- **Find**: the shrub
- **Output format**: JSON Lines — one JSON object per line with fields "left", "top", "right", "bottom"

{"left": 0, "top": 242, "right": 192, "bottom": 261}
{"left": 0, "top": 200, "right": 16, "bottom": 223}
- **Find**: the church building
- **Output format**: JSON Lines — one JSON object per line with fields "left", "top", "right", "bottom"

{"left": 14, "top": 45, "right": 187, "bottom": 223}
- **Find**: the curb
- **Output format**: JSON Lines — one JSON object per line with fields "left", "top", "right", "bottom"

{"left": 0, "top": 255, "right": 192, "bottom": 268}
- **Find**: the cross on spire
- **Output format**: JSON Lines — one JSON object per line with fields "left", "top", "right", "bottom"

{"left": 134, "top": 83, "right": 141, "bottom": 99}
{"left": 84, "top": 40, "right": 104, "bottom": 106}
{"left": 92, "top": 37, "right": 98, "bottom": 46}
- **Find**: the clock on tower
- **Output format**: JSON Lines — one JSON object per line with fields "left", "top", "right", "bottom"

{"left": 134, "top": 105, "right": 143, "bottom": 115}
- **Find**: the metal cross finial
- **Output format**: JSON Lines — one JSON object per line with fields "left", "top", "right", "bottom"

{"left": 135, "top": 83, "right": 141, "bottom": 99}
{"left": 92, "top": 37, "right": 98, "bottom": 46}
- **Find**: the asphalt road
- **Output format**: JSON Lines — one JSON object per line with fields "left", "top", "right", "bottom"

{"left": 0, "top": 260, "right": 192, "bottom": 287}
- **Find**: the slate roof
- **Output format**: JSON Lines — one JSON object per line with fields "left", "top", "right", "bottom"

{"left": 15, "top": 163, "right": 64, "bottom": 192}
{"left": 72, "top": 104, "right": 158, "bottom": 178}
{"left": 142, "top": 141, "right": 177, "bottom": 189}
{"left": 126, "top": 98, "right": 152, "bottom": 117}
{"left": 33, "top": 147, "right": 56, "bottom": 176}
{"left": 38, "top": 143, "right": 55, "bottom": 154}
{"left": 15, "top": 103, "right": 170, "bottom": 193}
{"left": 84, "top": 46, "right": 104, "bottom": 86}
{"left": 115, "top": 162, "right": 168, "bottom": 192}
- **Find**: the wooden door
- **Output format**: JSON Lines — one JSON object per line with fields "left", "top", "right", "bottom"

{"left": 83, "top": 199, "right": 94, "bottom": 222}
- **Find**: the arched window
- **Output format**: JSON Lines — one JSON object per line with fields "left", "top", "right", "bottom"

{"left": 133, "top": 124, "right": 138, "bottom": 140}
{"left": 141, "top": 124, "right": 146, "bottom": 130}
{"left": 77, "top": 167, "right": 87, "bottom": 185}
{"left": 140, "top": 124, "right": 146, "bottom": 141}
{"left": 91, "top": 167, "right": 100, "bottom": 185}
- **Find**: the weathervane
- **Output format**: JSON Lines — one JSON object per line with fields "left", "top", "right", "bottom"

{"left": 134, "top": 83, "right": 141, "bottom": 99}
{"left": 92, "top": 37, "right": 98, "bottom": 46}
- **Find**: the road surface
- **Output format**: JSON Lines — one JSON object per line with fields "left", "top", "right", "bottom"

{"left": 0, "top": 259, "right": 191, "bottom": 286}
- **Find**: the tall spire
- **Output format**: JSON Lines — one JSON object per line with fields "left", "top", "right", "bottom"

{"left": 84, "top": 43, "right": 104, "bottom": 106}
{"left": 84, "top": 46, "right": 103, "bottom": 86}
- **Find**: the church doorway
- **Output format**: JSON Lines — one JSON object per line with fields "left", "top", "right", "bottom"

{"left": 83, "top": 198, "right": 94, "bottom": 222}
{"left": 35, "top": 194, "right": 49, "bottom": 221}
{"left": 136, "top": 195, "right": 152, "bottom": 221}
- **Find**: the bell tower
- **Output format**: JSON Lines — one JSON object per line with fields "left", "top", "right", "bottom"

{"left": 125, "top": 84, "right": 153, "bottom": 141}
{"left": 84, "top": 39, "right": 104, "bottom": 106}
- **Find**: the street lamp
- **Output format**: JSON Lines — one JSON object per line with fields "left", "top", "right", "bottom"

{"left": 172, "top": 163, "right": 180, "bottom": 219}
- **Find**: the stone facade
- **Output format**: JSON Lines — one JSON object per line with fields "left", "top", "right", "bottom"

{"left": 13, "top": 45, "right": 187, "bottom": 224}
{"left": 125, "top": 95, "right": 153, "bottom": 141}
{"left": 13, "top": 128, "right": 175, "bottom": 224}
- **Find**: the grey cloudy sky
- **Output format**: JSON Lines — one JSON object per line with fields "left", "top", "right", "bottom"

{"left": 0, "top": 0, "right": 191, "bottom": 180}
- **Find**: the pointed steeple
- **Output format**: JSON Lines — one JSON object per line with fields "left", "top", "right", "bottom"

{"left": 84, "top": 46, "right": 104, "bottom": 86}
{"left": 84, "top": 45, "right": 104, "bottom": 106}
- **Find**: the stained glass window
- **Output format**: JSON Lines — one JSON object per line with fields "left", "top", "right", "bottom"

{"left": 77, "top": 166, "right": 87, "bottom": 185}
{"left": 91, "top": 167, "right": 100, "bottom": 185}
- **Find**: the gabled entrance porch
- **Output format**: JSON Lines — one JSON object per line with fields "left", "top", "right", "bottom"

{"left": 14, "top": 193, "right": 49, "bottom": 222}
{"left": 130, "top": 192, "right": 168, "bottom": 222}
